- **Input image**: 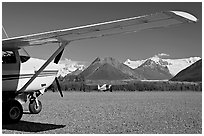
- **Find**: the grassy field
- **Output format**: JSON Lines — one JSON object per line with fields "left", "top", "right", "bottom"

{"left": 2, "top": 91, "right": 202, "bottom": 134}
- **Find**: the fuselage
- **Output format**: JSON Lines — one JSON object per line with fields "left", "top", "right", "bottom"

{"left": 2, "top": 49, "right": 60, "bottom": 92}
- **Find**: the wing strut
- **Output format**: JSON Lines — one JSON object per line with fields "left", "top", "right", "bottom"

{"left": 18, "top": 40, "right": 69, "bottom": 93}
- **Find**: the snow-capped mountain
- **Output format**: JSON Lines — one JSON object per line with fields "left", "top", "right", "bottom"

{"left": 58, "top": 54, "right": 201, "bottom": 78}
{"left": 124, "top": 54, "right": 201, "bottom": 76}
{"left": 170, "top": 59, "right": 202, "bottom": 82}
{"left": 163, "top": 57, "right": 201, "bottom": 76}
{"left": 58, "top": 59, "right": 87, "bottom": 77}
{"left": 134, "top": 58, "right": 173, "bottom": 80}
{"left": 125, "top": 59, "right": 146, "bottom": 69}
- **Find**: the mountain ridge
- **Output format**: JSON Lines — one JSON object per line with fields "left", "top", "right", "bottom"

{"left": 58, "top": 59, "right": 87, "bottom": 77}
{"left": 170, "top": 59, "right": 202, "bottom": 82}
{"left": 134, "top": 59, "right": 173, "bottom": 80}
{"left": 79, "top": 57, "right": 145, "bottom": 80}
{"left": 124, "top": 54, "right": 201, "bottom": 76}
{"left": 58, "top": 54, "right": 201, "bottom": 81}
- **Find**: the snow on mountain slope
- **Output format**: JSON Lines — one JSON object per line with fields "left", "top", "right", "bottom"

{"left": 124, "top": 59, "right": 146, "bottom": 69}
{"left": 170, "top": 59, "right": 202, "bottom": 82}
{"left": 124, "top": 54, "right": 201, "bottom": 76}
{"left": 58, "top": 54, "right": 201, "bottom": 77}
{"left": 58, "top": 58, "right": 87, "bottom": 77}
{"left": 134, "top": 56, "right": 173, "bottom": 80}
{"left": 164, "top": 57, "right": 201, "bottom": 76}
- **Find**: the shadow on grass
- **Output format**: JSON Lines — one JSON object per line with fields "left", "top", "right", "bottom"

{"left": 2, "top": 120, "right": 66, "bottom": 132}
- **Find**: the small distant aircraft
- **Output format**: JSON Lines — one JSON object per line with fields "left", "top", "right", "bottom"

{"left": 2, "top": 11, "right": 198, "bottom": 123}
{"left": 98, "top": 84, "right": 112, "bottom": 92}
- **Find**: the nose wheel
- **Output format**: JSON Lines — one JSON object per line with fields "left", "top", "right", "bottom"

{"left": 29, "top": 99, "right": 42, "bottom": 114}
{"left": 28, "top": 92, "right": 42, "bottom": 114}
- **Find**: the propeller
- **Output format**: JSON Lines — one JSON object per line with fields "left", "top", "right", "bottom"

{"left": 55, "top": 77, "right": 63, "bottom": 97}
{"left": 54, "top": 47, "right": 65, "bottom": 97}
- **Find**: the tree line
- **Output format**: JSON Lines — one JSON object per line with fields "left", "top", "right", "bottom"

{"left": 48, "top": 75, "right": 202, "bottom": 92}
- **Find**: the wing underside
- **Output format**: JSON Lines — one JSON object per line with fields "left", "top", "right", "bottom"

{"left": 2, "top": 11, "right": 197, "bottom": 50}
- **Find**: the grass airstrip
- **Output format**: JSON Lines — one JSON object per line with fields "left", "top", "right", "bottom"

{"left": 2, "top": 91, "right": 202, "bottom": 134}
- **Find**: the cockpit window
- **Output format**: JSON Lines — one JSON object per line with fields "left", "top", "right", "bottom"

{"left": 2, "top": 51, "right": 16, "bottom": 64}
{"left": 19, "top": 48, "right": 30, "bottom": 63}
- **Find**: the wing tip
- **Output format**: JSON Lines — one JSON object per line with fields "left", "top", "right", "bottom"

{"left": 170, "top": 10, "right": 198, "bottom": 22}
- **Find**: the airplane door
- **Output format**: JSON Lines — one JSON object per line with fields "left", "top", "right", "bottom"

{"left": 2, "top": 50, "right": 21, "bottom": 92}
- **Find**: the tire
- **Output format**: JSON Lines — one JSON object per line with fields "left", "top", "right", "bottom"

{"left": 3, "top": 100, "right": 23, "bottom": 123}
{"left": 29, "top": 100, "right": 42, "bottom": 114}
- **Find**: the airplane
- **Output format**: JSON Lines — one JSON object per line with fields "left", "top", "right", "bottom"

{"left": 98, "top": 84, "right": 112, "bottom": 92}
{"left": 2, "top": 11, "right": 198, "bottom": 123}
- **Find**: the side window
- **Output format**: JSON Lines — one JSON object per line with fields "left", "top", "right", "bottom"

{"left": 20, "top": 56, "right": 30, "bottom": 63}
{"left": 19, "top": 48, "right": 30, "bottom": 63}
{"left": 2, "top": 51, "right": 16, "bottom": 64}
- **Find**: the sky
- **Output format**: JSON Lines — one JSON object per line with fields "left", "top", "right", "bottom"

{"left": 2, "top": 2, "right": 202, "bottom": 63}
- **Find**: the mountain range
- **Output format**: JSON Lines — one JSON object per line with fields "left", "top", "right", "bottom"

{"left": 124, "top": 55, "right": 201, "bottom": 76}
{"left": 58, "top": 59, "right": 87, "bottom": 77}
{"left": 58, "top": 54, "right": 201, "bottom": 81}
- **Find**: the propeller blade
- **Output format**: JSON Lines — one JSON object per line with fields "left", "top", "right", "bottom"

{"left": 55, "top": 77, "right": 63, "bottom": 97}
{"left": 54, "top": 48, "right": 64, "bottom": 64}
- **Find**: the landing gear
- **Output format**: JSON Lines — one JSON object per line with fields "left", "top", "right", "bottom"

{"left": 3, "top": 100, "right": 23, "bottom": 123}
{"left": 29, "top": 99, "right": 42, "bottom": 114}
{"left": 28, "top": 91, "right": 42, "bottom": 114}
{"left": 2, "top": 90, "right": 43, "bottom": 123}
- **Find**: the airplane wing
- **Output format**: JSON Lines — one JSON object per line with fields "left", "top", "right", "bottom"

{"left": 2, "top": 11, "right": 198, "bottom": 51}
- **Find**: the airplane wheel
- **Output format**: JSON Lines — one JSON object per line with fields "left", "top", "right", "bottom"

{"left": 29, "top": 100, "right": 42, "bottom": 114}
{"left": 3, "top": 100, "right": 23, "bottom": 123}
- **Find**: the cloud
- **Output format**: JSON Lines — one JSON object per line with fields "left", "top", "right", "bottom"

{"left": 157, "top": 53, "right": 170, "bottom": 57}
{"left": 59, "top": 58, "right": 87, "bottom": 65}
